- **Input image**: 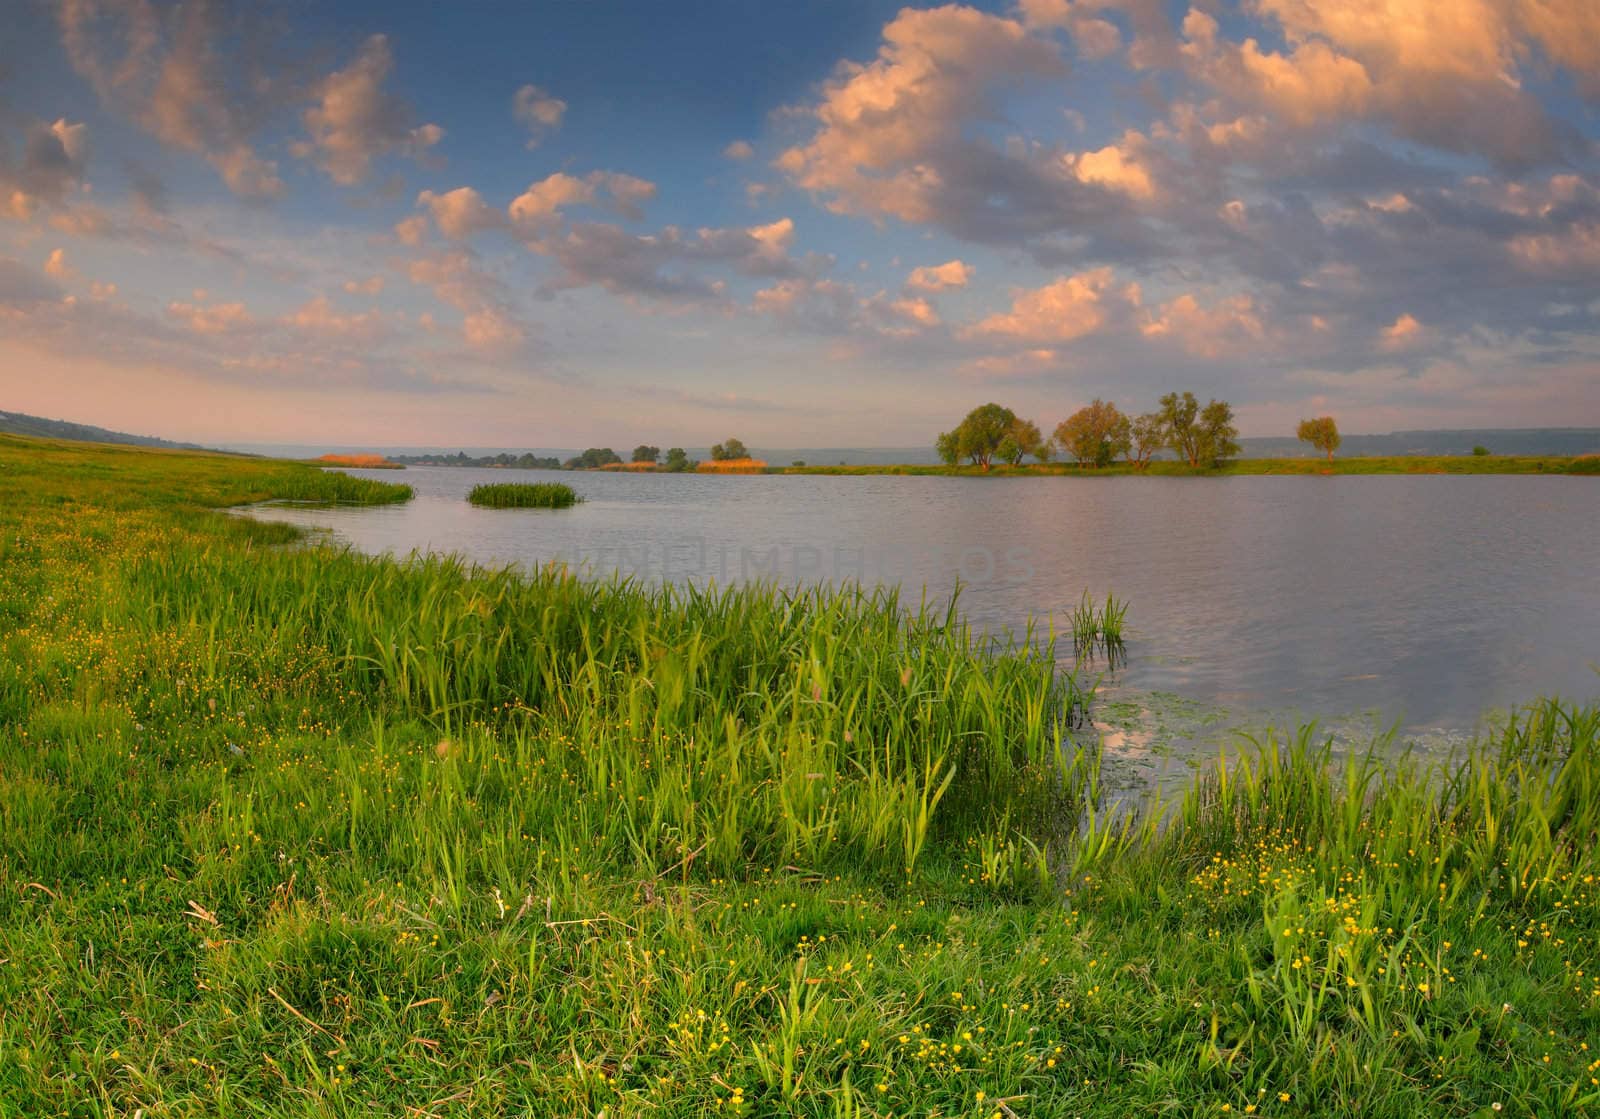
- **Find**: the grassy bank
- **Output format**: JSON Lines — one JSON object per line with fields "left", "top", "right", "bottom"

{"left": 780, "top": 454, "right": 1599, "bottom": 477}
{"left": 468, "top": 482, "right": 583, "bottom": 508}
{"left": 1, "top": 433, "right": 1598, "bottom": 1117}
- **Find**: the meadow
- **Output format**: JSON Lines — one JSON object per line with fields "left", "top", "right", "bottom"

{"left": 1, "top": 433, "right": 1597, "bottom": 1117}
{"left": 467, "top": 482, "right": 583, "bottom": 509}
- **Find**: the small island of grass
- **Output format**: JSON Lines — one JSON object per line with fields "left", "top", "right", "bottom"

{"left": 467, "top": 481, "right": 583, "bottom": 508}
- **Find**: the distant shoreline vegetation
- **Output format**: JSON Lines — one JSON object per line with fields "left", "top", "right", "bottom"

{"left": 467, "top": 482, "right": 582, "bottom": 508}
{"left": 779, "top": 454, "right": 1600, "bottom": 477}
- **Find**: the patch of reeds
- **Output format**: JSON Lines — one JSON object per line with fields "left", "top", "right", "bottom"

{"left": 1070, "top": 590, "right": 1128, "bottom": 659}
{"left": 467, "top": 482, "right": 582, "bottom": 508}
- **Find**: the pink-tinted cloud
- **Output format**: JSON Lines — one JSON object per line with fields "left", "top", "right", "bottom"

{"left": 297, "top": 35, "right": 443, "bottom": 186}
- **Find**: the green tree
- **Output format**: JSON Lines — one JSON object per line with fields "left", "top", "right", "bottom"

{"left": 1472, "top": 445, "right": 1491, "bottom": 456}
{"left": 710, "top": 438, "right": 750, "bottom": 462}
{"left": 1158, "top": 391, "right": 1203, "bottom": 466}
{"left": 631, "top": 444, "right": 661, "bottom": 464}
{"left": 996, "top": 435, "right": 1024, "bottom": 466}
{"left": 1007, "top": 417, "right": 1044, "bottom": 463}
{"left": 1296, "top": 417, "right": 1341, "bottom": 461}
{"left": 1197, "top": 399, "right": 1240, "bottom": 466}
{"left": 935, "top": 430, "right": 961, "bottom": 466}
{"left": 937, "top": 403, "right": 1018, "bottom": 469}
{"left": 664, "top": 447, "right": 691, "bottom": 472}
{"left": 1054, "top": 399, "right": 1131, "bottom": 467}
{"left": 1130, "top": 412, "right": 1164, "bottom": 468}
{"left": 564, "top": 447, "right": 622, "bottom": 470}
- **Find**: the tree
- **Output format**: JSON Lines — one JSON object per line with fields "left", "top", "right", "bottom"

{"left": 935, "top": 403, "right": 1019, "bottom": 469}
{"left": 631, "top": 444, "right": 661, "bottom": 464}
{"left": 1197, "top": 399, "right": 1240, "bottom": 466}
{"left": 935, "top": 430, "right": 961, "bottom": 466}
{"left": 710, "top": 438, "right": 749, "bottom": 462}
{"left": 1007, "top": 417, "right": 1044, "bottom": 463}
{"left": 564, "top": 447, "right": 622, "bottom": 469}
{"left": 997, "top": 435, "right": 1024, "bottom": 466}
{"left": 1158, "top": 391, "right": 1202, "bottom": 466}
{"left": 664, "top": 447, "right": 691, "bottom": 472}
{"left": 1159, "top": 392, "right": 1238, "bottom": 467}
{"left": 1130, "top": 412, "right": 1164, "bottom": 468}
{"left": 1296, "top": 417, "right": 1341, "bottom": 461}
{"left": 1054, "top": 399, "right": 1131, "bottom": 468}
{"left": 1472, "top": 445, "right": 1491, "bottom": 456}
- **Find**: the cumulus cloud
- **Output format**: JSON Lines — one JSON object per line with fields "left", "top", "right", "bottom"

{"left": 906, "top": 260, "right": 972, "bottom": 291}
{"left": 297, "top": 35, "right": 443, "bottom": 186}
{"left": 723, "top": 140, "right": 755, "bottom": 160}
{"left": 1139, "top": 291, "right": 1266, "bottom": 357}
{"left": 513, "top": 84, "right": 567, "bottom": 148}
{"left": 776, "top": 6, "right": 1069, "bottom": 229}
{"left": 418, "top": 186, "right": 505, "bottom": 239}
{"left": 962, "top": 267, "right": 1136, "bottom": 344}
{"left": 1180, "top": 0, "right": 1581, "bottom": 168}
{"left": 508, "top": 171, "right": 658, "bottom": 235}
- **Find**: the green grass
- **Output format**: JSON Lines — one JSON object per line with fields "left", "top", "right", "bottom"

{"left": 468, "top": 481, "right": 583, "bottom": 508}
{"left": 781, "top": 454, "right": 1600, "bottom": 477}
{"left": 1, "top": 432, "right": 1598, "bottom": 1117}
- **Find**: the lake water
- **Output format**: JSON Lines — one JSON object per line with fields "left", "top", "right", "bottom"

{"left": 247, "top": 467, "right": 1599, "bottom": 765}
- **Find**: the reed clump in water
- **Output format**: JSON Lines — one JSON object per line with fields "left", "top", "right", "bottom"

{"left": 467, "top": 481, "right": 583, "bottom": 508}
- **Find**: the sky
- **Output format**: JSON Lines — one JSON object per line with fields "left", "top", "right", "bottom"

{"left": 1, "top": 0, "right": 1598, "bottom": 449}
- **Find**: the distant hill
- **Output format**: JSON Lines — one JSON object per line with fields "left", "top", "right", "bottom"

{"left": 0, "top": 409, "right": 221, "bottom": 452}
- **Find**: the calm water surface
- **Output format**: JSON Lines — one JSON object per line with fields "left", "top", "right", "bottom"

{"left": 248, "top": 467, "right": 1599, "bottom": 738}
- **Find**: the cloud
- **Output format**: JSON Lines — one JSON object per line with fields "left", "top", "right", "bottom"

{"left": 167, "top": 299, "right": 254, "bottom": 335}
{"left": 1379, "top": 311, "right": 1425, "bottom": 349}
{"left": 513, "top": 84, "right": 567, "bottom": 148}
{"left": 508, "top": 171, "right": 658, "bottom": 235}
{"left": 402, "top": 248, "right": 527, "bottom": 353}
{"left": 776, "top": 6, "right": 1067, "bottom": 228}
{"left": 0, "top": 118, "right": 90, "bottom": 218}
{"left": 43, "top": 249, "right": 74, "bottom": 279}
{"left": 0, "top": 257, "right": 64, "bottom": 306}
{"left": 297, "top": 35, "right": 443, "bottom": 186}
{"left": 418, "top": 186, "right": 505, "bottom": 239}
{"left": 723, "top": 140, "right": 755, "bottom": 160}
{"left": 1180, "top": 0, "right": 1583, "bottom": 168}
{"left": 963, "top": 267, "right": 1135, "bottom": 344}
{"left": 56, "top": 0, "right": 287, "bottom": 199}
{"left": 1063, "top": 131, "right": 1158, "bottom": 199}
{"left": 282, "top": 295, "right": 386, "bottom": 342}
{"left": 1139, "top": 291, "right": 1266, "bottom": 357}
{"left": 343, "top": 275, "right": 385, "bottom": 296}
{"left": 905, "top": 259, "right": 972, "bottom": 291}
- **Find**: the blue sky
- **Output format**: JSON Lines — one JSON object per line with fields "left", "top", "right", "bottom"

{"left": 2, "top": 0, "right": 1597, "bottom": 448}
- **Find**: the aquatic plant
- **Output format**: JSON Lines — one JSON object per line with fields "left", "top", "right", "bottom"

{"left": 467, "top": 481, "right": 583, "bottom": 508}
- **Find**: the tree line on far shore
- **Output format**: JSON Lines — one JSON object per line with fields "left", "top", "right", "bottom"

{"left": 937, "top": 397, "right": 1343, "bottom": 469}
{"left": 400, "top": 438, "right": 757, "bottom": 473}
